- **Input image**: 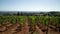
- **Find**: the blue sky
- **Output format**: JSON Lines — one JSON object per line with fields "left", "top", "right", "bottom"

{"left": 0, "top": 0, "right": 60, "bottom": 12}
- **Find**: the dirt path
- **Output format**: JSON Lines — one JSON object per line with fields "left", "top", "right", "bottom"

{"left": 47, "top": 27, "right": 60, "bottom": 34}
{"left": 35, "top": 25, "right": 43, "bottom": 34}
{"left": 0, "top": 22, "right": 12, "bottom": 32}
{"left": 0, "top": 18, "right": 60, "bottom": 34}
{"left": 15, "top": 18, "right": 29, "bottom": 34}
{"left": 0, "top": 26, "right": 6, "bottom": 32}
{"left": 1, "top": 22, "right": 20, "bottom": 34}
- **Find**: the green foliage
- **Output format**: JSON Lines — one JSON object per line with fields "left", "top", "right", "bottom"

{"left": 19, "top": 16, "right": 26, "bottom": 26}
{"left": 37, "top": 16, "right": 49, "bottom": 26}
{"left": 29, "top": 16, "right": 36, "bottom": 26}
{"left": 0, "top": 16, "right": 27, "bottom": 28}
{"left": 50, "top": 16, "right": 59, "bottom": 26}
{"left": 0, "top": 15, "right": 59, "bottom": 27}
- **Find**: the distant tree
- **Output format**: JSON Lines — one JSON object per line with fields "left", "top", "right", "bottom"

{"left": 48, "top": 11, "right": 60, "bottom": 16}
{"left": 17, "top": 12, "right": 19, "bottom": 16}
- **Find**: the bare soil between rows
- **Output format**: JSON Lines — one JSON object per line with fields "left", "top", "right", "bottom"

{"left": 0, "top": 19, "right": 60, "bottom": 34}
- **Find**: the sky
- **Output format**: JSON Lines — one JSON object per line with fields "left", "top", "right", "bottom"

{"left": 0, "top": 0, "right": 60, "bottom": 12}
